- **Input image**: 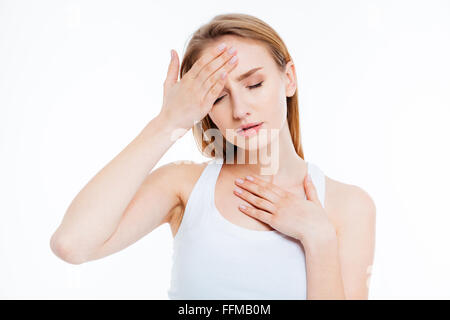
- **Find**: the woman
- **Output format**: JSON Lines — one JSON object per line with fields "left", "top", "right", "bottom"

{"left": 50, "top": 13, "right": 376, "bottom": 300}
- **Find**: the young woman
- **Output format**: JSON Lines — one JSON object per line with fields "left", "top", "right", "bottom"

{"left": 50, "top": 13, "right": 376, "bottom": 300}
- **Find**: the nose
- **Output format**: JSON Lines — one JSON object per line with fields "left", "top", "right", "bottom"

{"left": 231, "top": 99, "right": 252, "bottom": 119}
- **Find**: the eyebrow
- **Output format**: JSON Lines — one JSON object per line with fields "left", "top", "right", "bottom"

{"left": 235, "top": 67, "right": 264, "bottom": 82}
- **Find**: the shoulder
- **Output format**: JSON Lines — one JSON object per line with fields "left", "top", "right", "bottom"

{"left": 159, "top": 159, "right": 210, "bottom": 205}
{"left": 156, "top": 159, "right": 208, "bottom": 177}
{"left": 324, "top": 176, "right": 376, "bottom": 234}
{"left": 160, "top": 160, "right": 210, "bottom": 232}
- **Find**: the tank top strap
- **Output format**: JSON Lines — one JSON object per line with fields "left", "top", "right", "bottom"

{"left": 173, "top": 158, "right": 223, "bottom": 241}
{"left": 306, "top": 161, "right": 326, "bottom": 207}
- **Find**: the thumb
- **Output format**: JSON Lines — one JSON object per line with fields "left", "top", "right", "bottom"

{"left": 164, "top": 49, "right": 179, "bottom": 89}
{"left": 304, "top": 173, "right": 322, "bottom": 207}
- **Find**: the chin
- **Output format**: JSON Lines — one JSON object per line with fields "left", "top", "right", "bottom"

{"left": 234, "top": 128, "right": 278, "bottom": 151}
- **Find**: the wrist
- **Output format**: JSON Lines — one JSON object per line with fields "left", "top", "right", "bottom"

{"left": 301, "top": 224, "right": 338, "bottom": 257}
{"left": 152, "top": 112, "right": 189, "bottom": 140}
{"left": 134, "top": 113, "right": 182, "bottom": 148}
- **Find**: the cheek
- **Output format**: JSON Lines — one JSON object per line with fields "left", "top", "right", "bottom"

{"left": 208, "top": 109, "right": 231, "bottom": 137}
{"left": 208, "top": 108, "right": 225, "bottom": 127}
{"left": 263, "top": 87, "right": 286, "bottom": 122}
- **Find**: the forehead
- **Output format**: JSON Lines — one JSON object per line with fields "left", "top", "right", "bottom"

{"left": 201, "top": 35, "right": 275, "bottom": 72}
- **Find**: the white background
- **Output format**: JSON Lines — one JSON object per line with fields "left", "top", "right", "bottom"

{"left": 1, "top": 0, "right": 449, "bottom": 299}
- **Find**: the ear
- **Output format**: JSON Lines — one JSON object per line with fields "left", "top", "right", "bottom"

{"left": 284, "top": 60, "right": 297, "bottom": 98}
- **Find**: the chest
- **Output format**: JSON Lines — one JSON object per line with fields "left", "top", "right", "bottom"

{"left": 214, "top": 172, "right": 307, "bottom": 232}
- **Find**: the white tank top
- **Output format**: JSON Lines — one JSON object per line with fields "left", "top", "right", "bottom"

{"left": 167, "top": 158, "right": 326, "bottom": 299}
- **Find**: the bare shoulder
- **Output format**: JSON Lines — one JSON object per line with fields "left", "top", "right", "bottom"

{"left": 324, "top": 176, "right": 376, "bottom": 234}
{"left": 154, "top": 159, "right": 208, "bottom": 195}
{"left": 171, "top": 160, "right": 210, "bottom": 206}
{"left": 162, "top": 160, "right": 209, "bottom": 234}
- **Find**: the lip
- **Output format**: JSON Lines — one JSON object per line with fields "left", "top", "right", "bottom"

{"left": 236, "top": 122, "right": 263, "bottom": 137}
{"left": 237, "top": 122, "right": 263, "bottom": 133}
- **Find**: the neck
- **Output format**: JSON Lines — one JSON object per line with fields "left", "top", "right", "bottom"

{"left": 223, "top": 122, "right": 307, "bottom": 186}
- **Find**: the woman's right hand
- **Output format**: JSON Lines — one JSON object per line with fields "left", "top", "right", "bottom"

{"left": 159, "top": 43, "right": 239, "bottom": 131}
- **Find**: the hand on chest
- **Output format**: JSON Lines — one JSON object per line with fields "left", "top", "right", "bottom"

{"left": 214, "top": 173, "right": 306, "bottom": 232}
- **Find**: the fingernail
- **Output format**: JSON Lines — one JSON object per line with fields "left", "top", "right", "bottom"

{"left": 235, "top": 178, "right": 244, "bottom": 184}
{"left": 307, "top": 174, "right": 312, "bottom": 183}
{"left": 228, "top": 55, "right": 237, "bottom": 65}
{"left": 239, "top": 204, "right": 246, "bottom": 210}
{"left": 217, "top": 43, "right": 226, "bottom": 52}
{"left": 170, "top": 50, "right": 174, "bottom": 60}
{"left": 245, "top": 175, "right": 254, "bottom": 181}
{"left": 234, "top": 188, "right": 243, "bottom": 194}
{"left": 228, "top": 46, "right": 236, "bottom": 55}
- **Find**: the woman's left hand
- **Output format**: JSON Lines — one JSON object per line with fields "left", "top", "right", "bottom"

{"left": 233, "top": 172, "right": 336, "bottom": 245}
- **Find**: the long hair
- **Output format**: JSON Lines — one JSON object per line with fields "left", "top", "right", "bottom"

{"left": 179, "top": 13, "right": 304, "bottom": 160}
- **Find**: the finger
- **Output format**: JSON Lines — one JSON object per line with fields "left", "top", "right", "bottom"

{"left": 233, "top": 186, "right": 277, "bottom": 214}
{"left": 203, "top": 58, "right": 239, "bottom": 107}
{"left": 198, "top": 47, "right": 238, "bottom": 92}
{"left": 304, "top": 173, "right": 322, "bottom": 207}
{"left": 203, "top": 74, "right": 228, "bottom": 108}
{"left": 235, "top": 176, "right": 280, "bottom": 203}
{"left": 245, "top": 174, "right": 288, "bottom": 198}
{"left": 238, "top": 204, "right": 273, "bottom": 226}
{"left": 187, "top": 42, "right": 229, "bottom": 81}
{"left": 164, "top": 49, "right": 179, "bottom": 91}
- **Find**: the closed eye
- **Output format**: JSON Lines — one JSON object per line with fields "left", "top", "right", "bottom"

{"left": 248, "top": 81, "right": 264, "bottom": 89}
{"left": 213, "top": 81, "right": 264, "bottom": 105}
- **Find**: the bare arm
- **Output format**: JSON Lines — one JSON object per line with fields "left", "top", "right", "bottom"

{"left": 304, "top": 185, "right": 376, "bottom": 300}
{"left": 333, "top": 186, "right": 376, "bottom": 299}
{"left": 50, "top": 113, "right": 179, "bottom": 264}
{"left": 50, "top": 44, "right": 239, "bottom": 264}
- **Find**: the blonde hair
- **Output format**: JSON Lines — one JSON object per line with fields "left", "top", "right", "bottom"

{"left": 179, "top": 13, "right": 304, "bottom": 160}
